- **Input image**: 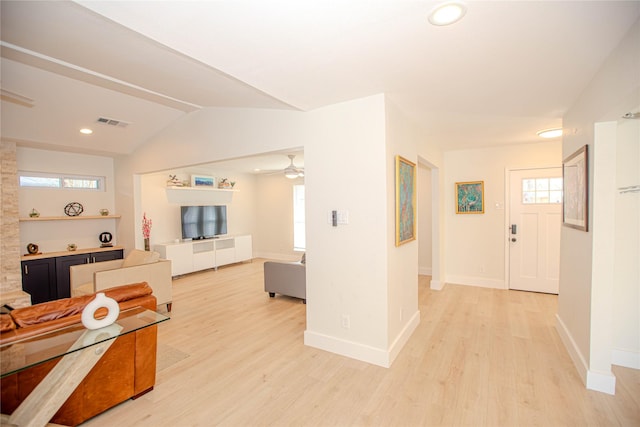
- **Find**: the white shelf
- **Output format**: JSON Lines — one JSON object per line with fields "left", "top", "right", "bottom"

{"left": 165, "top": 186, "right": 237, "bottom": 204}
{"left": 166, "top": 186, "right": 238, "bottom": 192}
{"left": 20, "top": 215, "right": 121, "bottom": 222}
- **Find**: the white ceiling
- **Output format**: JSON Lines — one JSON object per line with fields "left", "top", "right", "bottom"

{"left": 1, "top": 1, "right": 639, "bottom": 171}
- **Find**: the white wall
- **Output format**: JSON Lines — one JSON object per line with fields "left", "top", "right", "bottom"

{"left": 254, "top": 173, "right": 304, "bottom": 261}
{"left": 612, "top": 111, "right": 639, "bottom": 369}
{"left": 557, "top": 19, "right": 640, "bottom": 394}
{"left": 116, "top": 94, "right": 425, "bottom": 367}
{"left": 303, "top": 95, "right": 390, "bottom": 363}
{"left": 384, "top": 99, "right": 425, "bottom": 362}
{"left": 418, "top": 164, "right": 432, "bottom": 275}
{"left": 444, "top": 142, "right": 561, "bottom": 289}
{"left": 17, "top": 147, "right": 117, "bottom": 253}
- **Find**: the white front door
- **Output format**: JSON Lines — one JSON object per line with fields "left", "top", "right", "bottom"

{"left": 509, "top": 168, "right": 562, "bottom": 294}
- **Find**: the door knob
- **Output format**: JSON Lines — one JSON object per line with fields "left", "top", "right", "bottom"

{"left": 511, "top": 238, "right": 517, "bottom": 242}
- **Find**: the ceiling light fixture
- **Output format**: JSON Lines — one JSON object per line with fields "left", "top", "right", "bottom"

{"left": 428, "top": 1, "right": 467, "bottom": 26}
{"left": 80, "top": 128, "right": 93, "bottom": 135}
{"left": 284, "top": 155, "right": 304, "bottom": 179}
{"left": 537, "top": 128, "right": 563, "bottom": 139}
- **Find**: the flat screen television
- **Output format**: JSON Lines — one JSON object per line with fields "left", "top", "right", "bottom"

{"left": 181, "top": 205, "right": 227, "bottom": 240}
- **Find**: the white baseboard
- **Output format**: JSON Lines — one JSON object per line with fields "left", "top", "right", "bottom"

{"left": 445, "top": 275, "right": 505, "bottom": 289}
{"left": 304, "top": 330, "right": 390, "bottom": 367}
{"left": 430, "top": 279, "right": 444, "bottom": 290}
{"left": 586, "top": 370, "right": 616, "bottom": 395}
{"left": 556, "top": 314, "right": 617, "bottom": 395}
{"left": 612, "top": 348, "right": 640, "bottom": 369}
{"left": 418, "top": 266, "right": 432, "bottom": 276}
{"left": 388, "top": 310, "right": 420, "bottom": 366}
{"left": 304, "top": 311, "right": 420, "bottom": 368}
{"left": 556, "top": 314, "right": 589, "bottom": 384}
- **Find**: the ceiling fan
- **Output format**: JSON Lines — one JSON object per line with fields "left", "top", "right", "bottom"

{"left": 283, "top": 154, "right": 304, "bottom": 179}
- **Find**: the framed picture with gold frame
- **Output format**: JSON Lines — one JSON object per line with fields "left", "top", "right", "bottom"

{"left": 455, "top": 181, "right": 484, "bottom": 214}
{"left": 395, "top": 155, "right": 416, "bottom": 246}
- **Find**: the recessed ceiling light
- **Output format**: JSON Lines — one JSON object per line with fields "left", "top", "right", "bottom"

{"left": 428, "top": 1, "right": 467, "bottom": 26}
{"left": 80, "top": 128, "right": 93, "bottom": 135}
{"left": 537, "top": 128, "right": 563, "bottom": 139}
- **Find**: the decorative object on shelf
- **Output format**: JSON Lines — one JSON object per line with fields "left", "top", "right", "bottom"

{"left": 26, "top": 243, "right": 40, "bottom": 255}
{"left": 167, "top": 174, "right": 182, "bottom": 186}
{"left": 218, "top": 178, "right": 232, "bottom": 189}
{"left": 99, "top": 208, "right": 109, "bottom": 216}
{"left": 67, "top": 243, "right": 77, "bottom": 251}
{"left": 142, "top": 212, "right": 152, "bottom": 251}
{"left": 99, "top": 231, "right": 113, "bottom": 248}
{"left": 395, "top": 155, "right": 417, "bottom": 246}
{"left": 455, "top": 181, "right": 485, "bottom": 214}
{"left": 64, "top": 202, "right": 84, "bottom": 217}
{"left": 230, "top": 181, "right": 236, "bottom": 188}
{"left": 29, "top": 208, "right": 40, "bottom": 218}
{"left": 191, "top": 174, "right": 215, "bottom": 188}
{"left": 81, "top": 292, "right": 120, "bottom": 330}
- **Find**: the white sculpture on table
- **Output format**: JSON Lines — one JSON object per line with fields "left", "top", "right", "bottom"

{"left": 81, "top": 292, "right": 120, "bottom": 330}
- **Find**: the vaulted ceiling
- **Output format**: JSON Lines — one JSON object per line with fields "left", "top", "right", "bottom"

{"left": 2, "top": 1, "right": 639, "bottom": 167}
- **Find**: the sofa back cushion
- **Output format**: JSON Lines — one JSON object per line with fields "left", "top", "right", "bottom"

{"left": 121, "top": 249, "right": 160, "bottom": 268}
{"left": 11, "top": 282, "right": 153, "bottom": 328}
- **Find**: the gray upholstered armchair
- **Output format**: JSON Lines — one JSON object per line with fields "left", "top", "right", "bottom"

{"left": 264, "top": 254, "right": 306, "bottom": 303}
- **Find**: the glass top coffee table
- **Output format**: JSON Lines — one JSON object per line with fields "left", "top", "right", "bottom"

{"left": 1, "top": 306, "right": 168, "bottom": 378}
{"left": 1, "top": 306, "right": 169, "bottom": 426}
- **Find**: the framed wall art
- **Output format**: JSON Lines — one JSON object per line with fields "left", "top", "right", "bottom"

{"left": 191, "top": 175, "right": 216, "bottom": 188}
{"left": 455, "top": 181, "right": 484, "bottom": 214}
{"left": 395, "top": 155, "right": 416, "bottom": 246}
{"left": 562, "top": 145, "right": 588, "bottom": 231}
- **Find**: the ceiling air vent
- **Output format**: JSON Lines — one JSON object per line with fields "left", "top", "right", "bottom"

{"left": 97, "top": 117, "right": 130, "bottom": 128}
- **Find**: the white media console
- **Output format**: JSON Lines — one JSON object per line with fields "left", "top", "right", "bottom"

{"left": 155, "top": 235, "right": 252, "bottom": 276}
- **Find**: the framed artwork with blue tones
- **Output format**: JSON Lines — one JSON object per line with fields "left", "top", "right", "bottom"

{"left": 395, "top": 155, "right": 416, "bottom": 246}
{"left": 191, "top": 175, "right": 215, "bottom": 188}
{"left": 455, "top": 181, "right": 484, "bottom": 214}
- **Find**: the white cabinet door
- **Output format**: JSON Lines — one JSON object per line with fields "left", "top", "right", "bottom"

{"left": 234, "top": 235, "right": 252, "bottom": 262}
{"left": 162, "top": 243, "right": 193, "bottom": 276}
{"left": 192, "top": 241, "right": 215, "bottom": 272}
{"left": 215, "top": 248, "right": 235, "bottom": 267}
{"left": 214, "top": 238, "right": 236, "bottom": 267}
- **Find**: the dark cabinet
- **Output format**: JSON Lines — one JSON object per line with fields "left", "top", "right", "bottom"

{"left": 22, "top": 249, "right": 123, "bottom": 303}
{"left": 92, "top": 250, "right": 123, "bottom": 263}
{"left": 55, "top": 249, "right": 124, "bottom": 299}
{"left": 21, "top": 258, "right": 56, "bottom": 305}
{"left": 55, "top": 254, "right": 90, "bottom": 299}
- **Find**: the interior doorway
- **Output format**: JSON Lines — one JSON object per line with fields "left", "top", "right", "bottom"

{"left": 418, "top": 163, "right": 432, "bottom": 277}
{"left": 418, "top": 157, "right": 441, "bottom": 290}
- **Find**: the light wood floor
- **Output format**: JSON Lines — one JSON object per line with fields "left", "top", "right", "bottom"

{"left": 86, "top": 259, "right": 639, "bottom": 426}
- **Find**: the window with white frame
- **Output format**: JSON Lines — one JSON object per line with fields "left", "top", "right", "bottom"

{"left": 19, "top": 171, "right": 105, "bottom": 191}
{"left": 293, "top": 185, "right": 305, "bottom": 251}
{"left": 522, "top": 177, "right": 562, "bottom": 204}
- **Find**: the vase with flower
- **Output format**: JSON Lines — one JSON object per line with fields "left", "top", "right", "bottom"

{"left": 142, "top": 213, "right": 152, "bottom": 251}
